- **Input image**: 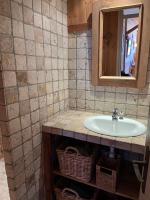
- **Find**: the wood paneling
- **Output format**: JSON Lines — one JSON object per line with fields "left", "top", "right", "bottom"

{"left": 102, "top": 11, "right": 119, "bottom": 76}
{"left": 67, "top": 0, "right": 93, "bottom": 33}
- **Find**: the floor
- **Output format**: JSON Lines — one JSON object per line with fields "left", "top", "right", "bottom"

{"left": 0, "top": 158, "right": 10, "bottom": 200}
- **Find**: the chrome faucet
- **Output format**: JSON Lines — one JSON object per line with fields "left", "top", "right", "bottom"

{"left": 112, "top": 108, "right": 118, "bottom": 120}
{"left": 112, "top": 108, "right": 124, "bottom": 120}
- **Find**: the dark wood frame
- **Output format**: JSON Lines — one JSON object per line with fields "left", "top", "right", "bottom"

{"left": 42, "top": 132, "right": 143, "bottom": 200}
{"left": 92, "top": 0, "right": 150, "bottom": 88}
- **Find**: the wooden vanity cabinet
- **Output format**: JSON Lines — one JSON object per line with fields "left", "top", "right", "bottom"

{"left": 67, "top": 0, "right": 93, "bottom": 33}
{"left": 42, "top": 133, "right": 143, "bottom": 200}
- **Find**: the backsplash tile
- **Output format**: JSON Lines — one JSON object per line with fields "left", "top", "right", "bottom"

{"left": 68, "top": 31, "right": 150, "bottom": 119}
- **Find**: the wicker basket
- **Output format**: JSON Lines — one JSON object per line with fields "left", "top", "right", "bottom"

{"left": 96, "top": 157, "right": 120, "bottom": 193}
{"left": 56, "top": 146, "right": 93, "bottom": 182}
{"left": 55, "top": 187, "right": 89, "bottom": 200}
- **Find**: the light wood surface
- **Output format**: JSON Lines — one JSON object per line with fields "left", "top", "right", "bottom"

{"left": 67, "top": 0, "right": 93, "bottom": 33}
{"left": 102, "top": 11, "right": 119, "bottom": 76}
{"left": 92, "top": 0, "right": 150, "bottom": 88}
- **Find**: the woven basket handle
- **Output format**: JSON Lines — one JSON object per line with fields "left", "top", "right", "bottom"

{"left": 62, "top": 188, "right": 79, "bottom": 199}
{"left": 65, "top": 146, "right": 79, "bottom": 156}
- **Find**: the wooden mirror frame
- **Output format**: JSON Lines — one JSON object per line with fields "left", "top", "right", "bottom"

{"left": 92, "top": 0, "right": 150, "bottom": 88}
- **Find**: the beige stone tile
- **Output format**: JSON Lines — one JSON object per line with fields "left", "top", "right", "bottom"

{"left": 2, "top": 53, "right": 15, "bottom": 70}
{"left": 45, "top": 57, "right": 51, "bottom": 70}
{"left": 37, "top": 71, "right": 45, "bottom": 83}
{"left": 11, "top": 1, "right": 23, "bottom": 21}
{"left": 7, "top": 103, "right": 19, "bottom": 120}
{"left": 34, "top": 27, "right": 43, "bottom": 43}
{"left": 0, "top": 35, "right": 13, "bottom": 53}
{"left": 3, "top": 71, "right": 17, "bottom": 87}
{"left": 22, "top": 127, "right": 32, "bottom": 143}
{"left": 24, "top": 151, "right": 33, "bottom": 167}
{"left": 33, "top": 0, "right": 41, "bottom": 13}
{"left": 9, "top": 118, "right": 21, "bottom": 135}
{"left": 46, "top": 82, "right": 52, "bottom": 93}
{"left": 137, "top": 105, "right": 149, "bottom": 117}
{"left": 14, "top": 38, "right": 25, "bottom": 55}
{"left": 29, "top": 85, "right": 38, "bottom": 98}
{"left": 36, "top": 56, "right": 44, "bottom": 70}
{"left": 42, "top": 1, "right": 49, "bottom": 17}
{"left": 21, "top": 114, "right": 31, "bottom": 129}
{"left": 10, "top": 131, "right": 22, "bottom": 149}
{"left": 26, "top": 40, "right": 35, "bottom": 56}
{"left": 34, "top": 13, "right": 42, "bottom": 28}
{"left": 44, "top": 44, "right": 51, "bottom": 57}
{"left": 30, "top": 98, "right": 39, "bottom": 112}
{"left": 12, "top": 20, "right": 24, "bottom": 38}
{"left": 27, "top": 71, "right": 37, "bottom": 85}
{"left": 16, "top": 72, "right": 28, "bottom": 86}
{"left": 23, "top": 0, "right": 32, "bottom": 8}
{"left": 23, "top": 6, "right": 33, "bottom": 25}
{"left": 5, "top": 87, "right": 18, "bottom": 105}
{"left": 0, "top": 0, "right": 11, "bottom": 17}
{"left": 126, "top": 104, "right": 137, "bottom": 116}
{"left": 0, "top": 16, "right": 11, "bottom": 34}
{"left": 35, "top": 43, "right": 44, "bottom": 56}
{"left": 19, "top": 86, "right": 29, "bottom": 101}
{"left": 38, "top": 83, "right": 46, "bottom": 96}
{"left": 127, "top": 94, "right": 138, "bottom": 105}
{"left": 32, "top": 122, "right": 40, "bottom": 136}
{"left": 23, "top": 140, "right": 32, "bottom": 155}
{"left": 20, "top": 100, "right": 30, "bottom": 116}
{"left": 24, "top": 24, "right": 34, "bottom": 41}
{"left": 115, "top": 93, "right": 127, "bottom": 104}
{"left": 27, "top": 56, "right": 36, "bottom": 70}
{"left": 12, "top": 146, "right": 23, "bottom": 162}
{"left": 43, "top": 30, "right": 50, "bottom": 44}
{"left": 39, "top": 96, "right": 46, "bottom": 108}
{"left": 43, "top": 16, "right": 50, "bottom": 31}
{"left": 50, "top": 5, "right": 57, "bottom": 20}
{"left": 39, "top": 106, "right": 47, "bottom": 120}
{"left": 31, "top": 110, "right": 39, "bottom": 124}
{"left": 15, "top": 55, "right": 27, "bottom": 70}
{"left": 33, "top": 134, "right": 41, "bottom": 148}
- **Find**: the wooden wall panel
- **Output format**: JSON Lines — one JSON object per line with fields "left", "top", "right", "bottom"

{"left": 67, "top": 0, "right": 93, "bottom": 32}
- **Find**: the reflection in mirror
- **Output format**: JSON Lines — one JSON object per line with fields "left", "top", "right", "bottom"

{"left": 102, "top": 6, "right": 141, "bottom": 77}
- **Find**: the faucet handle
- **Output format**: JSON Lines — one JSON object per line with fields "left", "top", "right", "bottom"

{"left": 119, "top": 111, "right": 124, "bottom": 119}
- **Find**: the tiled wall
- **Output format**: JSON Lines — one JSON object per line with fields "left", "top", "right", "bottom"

{"left": 68, "top": 31, "right": 150, "bottom": 119}
{"left": 0, "top": 0, "right": 68, "bottom": 199}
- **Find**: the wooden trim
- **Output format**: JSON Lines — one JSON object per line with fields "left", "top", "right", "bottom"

{"left": 92, "top": 0, "right": 149, "bottom": 88}
{"left": 137, "top": 0, "right": 150, "bottom": 88}
{"left": 42, "top": 132, "right": 53, "bottom": 200}
{"left": 68, "top": 24, "right": 90, "bottom": 33}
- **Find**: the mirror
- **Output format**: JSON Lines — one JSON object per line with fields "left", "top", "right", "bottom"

{"left": 92, "top": 0, "right": 150, "bottom": 88}
{"left": 101, "top": 6, "right": 141, "bottom": 77}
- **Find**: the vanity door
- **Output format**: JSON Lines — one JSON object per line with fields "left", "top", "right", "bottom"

{"left": 139, "top": 111, "right": 150, "bottom": 200}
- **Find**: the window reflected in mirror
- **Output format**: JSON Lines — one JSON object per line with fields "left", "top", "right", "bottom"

{"left": 102, "top": 6, "right": 141, "bottom": 77}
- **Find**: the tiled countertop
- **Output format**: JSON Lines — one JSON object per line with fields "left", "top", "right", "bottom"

{"left": 42, "top": 110, "right": 147, "bottom": 154}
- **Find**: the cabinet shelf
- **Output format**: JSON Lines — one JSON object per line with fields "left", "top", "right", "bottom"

{"left": 53, "top": 170, "right": 139, "bottom": 200}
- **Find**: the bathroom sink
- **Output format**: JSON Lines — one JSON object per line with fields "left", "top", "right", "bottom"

{"left": 84, "top": 115, "right": 146, "bottom": 137}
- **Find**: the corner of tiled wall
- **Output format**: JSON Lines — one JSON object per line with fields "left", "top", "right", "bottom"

{"left": 0, "top": 0, "right": 68, "bottom": 199}
{"left": 68, "top": 30, "right": 150, "bottom": 120}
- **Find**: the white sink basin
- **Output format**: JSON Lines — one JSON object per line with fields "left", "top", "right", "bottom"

{"left": 84, "top": 115, "right": 146, "bottom": 137}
